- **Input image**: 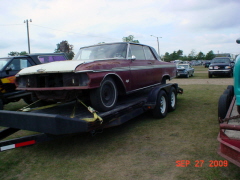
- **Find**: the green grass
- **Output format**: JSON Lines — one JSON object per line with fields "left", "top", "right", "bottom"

{"left": 1, "top": 84, "right": 240, "bottom": 180}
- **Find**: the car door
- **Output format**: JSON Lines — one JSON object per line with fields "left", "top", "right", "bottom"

{"left": 128, "top": 44, "right": 154, "bottom": 90}
{"left": 2, "top": 57, "right": 34, "bottom": 78}
{"left": 1, "top": 58, "right": 35, "bottom": 92}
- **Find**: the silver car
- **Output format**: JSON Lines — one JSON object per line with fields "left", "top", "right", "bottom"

{"left": 176, "top": 64, "right": 194, "bottom": 78}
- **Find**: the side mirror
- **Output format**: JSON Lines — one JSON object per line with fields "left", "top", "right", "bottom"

{"left": 5, "top": 66, "right": 12, "bottom": 71}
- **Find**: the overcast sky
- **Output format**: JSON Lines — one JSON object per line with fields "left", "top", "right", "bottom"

{"left": 1, "top": 0, "right": 240, "bottom": 58}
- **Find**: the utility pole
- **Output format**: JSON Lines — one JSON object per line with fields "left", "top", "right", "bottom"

{"left": 151, "top": 35, "right": 162, "bottom": 56}
{"left": 24, "top": 19, "right": 32, "bottom": 54}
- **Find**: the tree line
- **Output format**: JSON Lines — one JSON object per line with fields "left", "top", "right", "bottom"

{"left": 163, "top": 49, "right": 215, "bottom": 62}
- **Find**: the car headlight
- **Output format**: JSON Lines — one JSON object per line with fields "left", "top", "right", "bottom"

{"left": 209, "top": 66, "right": 213, "bottom": 70}
{"left": 225, "top": 66, "right": 231, "bottom": 69}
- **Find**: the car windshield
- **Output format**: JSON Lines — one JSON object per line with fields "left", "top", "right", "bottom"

{"left": 212, "top": 58, "right": 230, "bottom": 63}
{"left": 0, "top": 58, "right": 11, "bottom": 71}
{"left": 73, "top": 43, "right": 127, "bottom": 61}
{"left": 177, "top": 65, "right": 188, "bottom": 69}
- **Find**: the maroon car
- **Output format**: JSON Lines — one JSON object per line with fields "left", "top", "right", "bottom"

{"left": 16, "top": 42, "right": 176, "bottom": 111}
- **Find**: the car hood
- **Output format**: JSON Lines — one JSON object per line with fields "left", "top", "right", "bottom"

{"left": 17, "top": 60, "right": 86, "bottom": 75}
{"left": 210, "top": 63, "right": 230, "bottom": 66}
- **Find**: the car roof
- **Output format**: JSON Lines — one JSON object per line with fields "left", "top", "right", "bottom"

{"left": 0, "top": 53, "right": 66, "bottom": 59}
{"left": 80, "top": 42, "right": 152, "bottom": 49}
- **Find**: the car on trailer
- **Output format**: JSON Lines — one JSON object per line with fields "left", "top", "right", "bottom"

{"left": 15, "top": 42, "right": 176, "bottom": 112}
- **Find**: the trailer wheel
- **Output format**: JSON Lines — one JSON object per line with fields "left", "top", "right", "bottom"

{"left": 152, "top": 90, "right": 168, "bottom": 118}
{"left": 168, "top": 87, "right": 177, "bottom": 112}
{"left": 90, "top": 77, "right": 118, "bottom": 112}
{"left": 0, "top": 99, "right": 3, "bottom": 110}
{"left": 227, "top": 85, "right": 234, "bottom": 97}
{"left": 218, "top": 94, "right": 230, "bottom": 120}
{"left": 223, "top": 89, "right": 233, "bottom": 102}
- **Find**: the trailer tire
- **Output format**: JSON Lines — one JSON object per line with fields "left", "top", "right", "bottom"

{"left": 223, "top": 89, "right": 233, "bottom": 102}
{"left": 152, "top": 90, "right": 168, "bottom": 118}
{"left": 0, "top": 99, "right": 3, "bottom": 110}
{"left": 90, "top": 77, "right": 118, "bottom": 112}
{"left": 227, "top": 85, "right": 234, "bottom": 97}
{"left": 168, "top": 87, "right": 177, "bottom": 112}
{"left": 218, "top": 94, "right": 230, "bottom": 120}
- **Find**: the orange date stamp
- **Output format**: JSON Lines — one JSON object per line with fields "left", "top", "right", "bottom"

{"left": 176, "top": 160, "right": 228, "bottom": 167}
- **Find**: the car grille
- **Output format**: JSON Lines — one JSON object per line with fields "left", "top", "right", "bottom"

{"left": 16, "top": 73, "right": 89, "bottom": 88}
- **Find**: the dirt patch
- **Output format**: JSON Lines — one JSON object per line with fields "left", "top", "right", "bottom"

{"left": 170, "top": 78, "right": 233, "bottom": 85}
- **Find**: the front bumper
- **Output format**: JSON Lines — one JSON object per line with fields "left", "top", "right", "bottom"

{"left": 177, "top": 72, "right": 187, "bottom": 77}
{"left": 208, "top": 70, "right": 231, "bottom": 75}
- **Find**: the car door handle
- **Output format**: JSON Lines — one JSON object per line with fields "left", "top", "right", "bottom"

{"left": 148, "top": 62, "right": 152, "bottom": 64}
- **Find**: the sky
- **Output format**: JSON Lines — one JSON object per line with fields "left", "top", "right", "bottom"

{"left": 1, "top": 0, "right": 240, "bottom": 58}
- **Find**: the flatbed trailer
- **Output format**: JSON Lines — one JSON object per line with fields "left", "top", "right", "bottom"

{"left": 0, "top": 83, "right": 182, "bottom": 152}
{"left": 218, "top": 85, "right": 240, "bottom": 167}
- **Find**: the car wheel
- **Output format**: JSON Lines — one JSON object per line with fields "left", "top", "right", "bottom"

{"left": 218, "top": 94, "right": 230, "bottom": 120}
{"left": 161, "top": 77, "right": 167, "bottom": 84}
{"left": 168, "top": 87, "right": 177, "bottom": 112}
{"left": 186, "top": 73, "right": 189, "bottom": 78}
{"left": 229, "top": 72, "right": 233, "bottom": 77}
{"left": 208, "top": 73, "right": 212, "bottom": 78}
{"left": 90, "top": 77, "right": 118, "bottom": 112}
{"left": 151, "top": 90, "right": 168, "bottom": 118}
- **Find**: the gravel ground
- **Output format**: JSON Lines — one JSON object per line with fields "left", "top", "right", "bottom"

{"left": 170, "top": 78, "right": 233, "bottom": 85}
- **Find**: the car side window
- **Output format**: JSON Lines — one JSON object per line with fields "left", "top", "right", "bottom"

{"left": 143, "top": 46, "right": 156, "bottom": 60}
{"left": 129, "top": 45, "right": 146, "bottom": 60}
{"left": 6, "top": 58, "right": 32, "bottom": 71}
{"left": 38, "top": 55, "right": 67, "bottom": 63}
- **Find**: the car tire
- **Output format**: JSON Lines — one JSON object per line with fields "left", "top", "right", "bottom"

{"left": 208, "top": 73, "right": 212, "bottom": 78}
{"left": 168, "top": 87, "right": 177, "bottom": 112}
{"left": 151, "top": 90, "right": 168, "bottom": 118}
{"left": 161, "top": 77, "right": 167, "bottom": 84}
{"left": 229, "top": 72, "right": 233, "bottom": 77}
{"left": 90, "top": 77, "right": 118, "bottom": 112}
{"left": 218, "top": 94, "right": 230, "bottom": 120}
{"left": 186, "top": 73, "right": 189, "bottom": 78}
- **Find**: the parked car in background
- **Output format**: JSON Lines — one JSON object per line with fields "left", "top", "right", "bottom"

{"left": 205, "top": 61, "right": 211, "bottom": 68}
{"left": 0, "top": 53, "right": 68, "bottom": 108}
{"left": 16, "top": 42, "right": 177, "bottom": 112}
{"left": 208, "top": 57, "right": 234, "bottom": 78}
{"left": 176, "top": 64, "right": 194, "bottom": 78}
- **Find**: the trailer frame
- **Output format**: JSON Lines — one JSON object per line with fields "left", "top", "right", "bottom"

{"left": 0, "top": 83, "right": 182, "bottom": 152}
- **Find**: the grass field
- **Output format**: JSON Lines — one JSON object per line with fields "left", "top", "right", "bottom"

{"left": 1, "top": 66, "right": 240, "bottom": 180}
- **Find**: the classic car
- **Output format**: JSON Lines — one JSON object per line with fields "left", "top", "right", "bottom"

{"left": 208, "top": 57, "right": 234, "bottom": 78}
{"left": 16, "top": 42, "right": 176, "bottom": 112}
{"left": 176, "top": 64, "right": 194, "bottom": 78}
